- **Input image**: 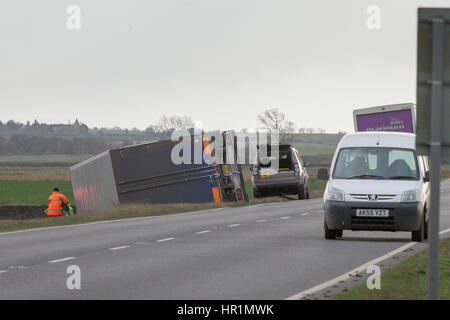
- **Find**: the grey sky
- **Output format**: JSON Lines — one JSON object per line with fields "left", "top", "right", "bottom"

{"left": 0, "top": 0, "right": 448, "bottom": 133}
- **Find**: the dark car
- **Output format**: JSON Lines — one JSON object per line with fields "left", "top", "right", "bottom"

{"left": 251, "top": 144, "right": 310, "bottom": 199}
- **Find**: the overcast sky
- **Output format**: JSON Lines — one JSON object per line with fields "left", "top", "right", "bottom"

{"left": 0, "top": 0, "right": 448, "bottom": 133}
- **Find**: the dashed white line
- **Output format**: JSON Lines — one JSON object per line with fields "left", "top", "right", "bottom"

{"left": 48, "top": 257, "right": 75, "bottom": 264}
{"left": 8, "top": 266, "right": 27, "bottom": 270}
{"left": 280, "top": 216, "right": 290, "bottom": 220}
{"left": 301, "top": 213, "right": 311, "bottom": 216}
{"left": 109, "top": 245, "right": 130, "bottom": 251}
{"left": 0, "top": 270, "right": 8, "bottom": 274}
{"left": 256, "top": 219, "right": 266, "bottom": 223}
{"left": 196, "top": 230, "right": 211, "bottom": 235}
{"left": 228, "top": 224, "right": 241, "bottom": 228}
{"left": 157, "top": 237, "right": 175, "bottom": 242}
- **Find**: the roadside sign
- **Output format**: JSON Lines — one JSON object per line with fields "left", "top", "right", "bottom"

{"left": 416, "top": 8, "right": 450, "bottom": 160}
{"left": 416, "top": 7, "right": 450, "bottom": 300}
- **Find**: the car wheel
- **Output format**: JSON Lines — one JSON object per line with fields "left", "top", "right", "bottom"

{"left": 305, "top": 185, "right": 310, "bottom": 199}
{"left": 424, "top": 208, "right": 428, "bottom": 240}
{"left": 298, "top": 185, "right": 306, "bottom": 200}
{"left": 324, "top": 221, "right": 337, "bottom": 240}
{"left": 412, "top": 218, "right": 424, "bottom": 242}
{"left": 336, "top": 229, "right": 343, "bottom": 238}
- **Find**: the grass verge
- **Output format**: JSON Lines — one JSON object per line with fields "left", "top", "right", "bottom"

{"left": 0, "top": 197, "right": 289, "bottom": 233}
{"left": 334, "top": 238, "right": 450, "bottom": 300}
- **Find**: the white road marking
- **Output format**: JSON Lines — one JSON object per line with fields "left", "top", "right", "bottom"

{"left": 109, "top": 246, "right": 130, "bottom": 251}
{"left": 256, "top": 220, "right": 266, "bottom": 223}
{"left": 286, "top": 227, "right": 450, "bottom": 300}
{"left": 251, "top": 204, "right": 266, "bottom": 208}
{"left": 196, "top": 230, "right": 211, "bottom": 235}
{"left": 0, "top": 270, "right": 8, "bottom": 274}
{"left": 134, "top": 241, "right": 150, "bottom": 245}
{"left": 8, "top": 266, "right": 27, "bottom": 270}
{"left": 157, "top": 237, "right": 174, "bottom": 242}
{"left": 48, "top": 257, "right": 75, "bottom": 264}
{"left": 301, "top": 213, "right": 311, "bottom": 216}
{"left": 228, "top": 224, "right": 241, "bottom": 228}
{"left": 280, "top": 216, "right": 290, "bottom": 220}
{"left": 286, "top": 242, "right": 416, "bottom": 300}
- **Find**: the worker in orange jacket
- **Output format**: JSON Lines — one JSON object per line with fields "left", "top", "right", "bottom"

{"left": 46, "top": 187, "right": 70, "bottom": 216}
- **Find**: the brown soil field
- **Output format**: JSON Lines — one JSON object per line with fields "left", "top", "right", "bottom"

{"left": 0, "top": 205, "right": 78, "bottom": 220}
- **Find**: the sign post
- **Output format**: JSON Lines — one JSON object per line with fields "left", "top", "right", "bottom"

{"left": 416, "top": 7, "right": 450, "bottom": 300}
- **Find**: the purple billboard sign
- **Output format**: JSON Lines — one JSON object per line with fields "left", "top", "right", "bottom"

{"left": 356, "top": 109, "right": 414, "bottom": 133}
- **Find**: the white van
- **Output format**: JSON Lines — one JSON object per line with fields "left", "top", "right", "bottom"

{"left": 323, "top": 132, "right": 430, "bottom": 241}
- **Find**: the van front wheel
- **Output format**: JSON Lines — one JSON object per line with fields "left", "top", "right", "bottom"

{"left": 324, "top": 222, "right": 337, "bottom": 240}
{"left": 412, "top": 218, "right": 424, "bottom": 242}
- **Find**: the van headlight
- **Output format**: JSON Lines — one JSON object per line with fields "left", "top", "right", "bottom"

{"left": 401, "top": 189, "right": 420, "bottom": 202}
{"left": 325, "top": 187, "right": 345, "bottom": 202}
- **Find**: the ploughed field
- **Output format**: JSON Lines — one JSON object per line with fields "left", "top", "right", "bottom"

{"left": 0, "top": 165, "right": 75, "bottom": 220}
{"left": 0, "top": 205, "right": 52, "bottom": 220}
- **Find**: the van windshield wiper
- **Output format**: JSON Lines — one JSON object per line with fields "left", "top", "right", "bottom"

{"left": 347, "top": 174, "right": 384, "bottom": 179}
{"left": 388, "top": 176, "right": 417, "bottom": 180}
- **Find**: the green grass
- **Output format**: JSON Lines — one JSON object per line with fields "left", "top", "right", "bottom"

{"left": 309, "top": 178, "right": 327, "bottom": 198}
{"left": 0, "top": 181, "right": 74, "bottom": 205}
{"left": 245, "top": 180, "right": 253, "bottom": 198}
{"left": 291, "top": 142, "right": 336, "bottom": 157}
{"left": 334, "top": 238, "right": 450, "bottom": 300}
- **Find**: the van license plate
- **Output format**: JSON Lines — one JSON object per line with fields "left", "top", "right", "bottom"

{"left": 260, "top": 172, "right": 270, "bottom": 178}
{"left": 356, "top": 209, "right": 389, "bottom": 217}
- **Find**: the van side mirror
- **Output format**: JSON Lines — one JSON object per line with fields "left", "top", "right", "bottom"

{"left": 317, "top": 168, "right": 330, "bottom": 180}
{"left": 423, "top": 170, "right": 430, "bottom": 182}
{"left": 303, "top": 161, "right": 311, "bottom": 168}
{"left": 249, "top": 165, "right": 254, "bottom": 172}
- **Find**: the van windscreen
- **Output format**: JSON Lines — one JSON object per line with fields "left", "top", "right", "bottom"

{"left": 333, "top": 147, "right": 419, "bottom": 180}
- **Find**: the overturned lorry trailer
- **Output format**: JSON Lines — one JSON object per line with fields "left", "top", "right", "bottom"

{"left": 70, "top": 131, "right": 248, "bottom": 213}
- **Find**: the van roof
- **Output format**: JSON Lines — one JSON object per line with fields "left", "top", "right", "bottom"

{"left": 338, "top": 132, "right": 416, "bottom": 149}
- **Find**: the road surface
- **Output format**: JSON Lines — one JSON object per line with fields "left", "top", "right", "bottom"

{"left": 0, "top": 180, "right": 449, "bottom": 299}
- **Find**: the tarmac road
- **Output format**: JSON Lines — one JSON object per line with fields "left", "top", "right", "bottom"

{"left": 0, "top": 180, "right": 449, "bottom": 299}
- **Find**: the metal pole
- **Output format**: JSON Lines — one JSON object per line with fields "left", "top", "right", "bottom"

{"left": 427, "top": 18, "right": 443, "bottom": 300}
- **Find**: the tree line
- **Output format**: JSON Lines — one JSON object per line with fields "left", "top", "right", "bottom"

{"left": 0, "top": 135, "right": 111, "bottom": 155}
{"left": 0, "top": 108, "right": 331, "bottom": 155}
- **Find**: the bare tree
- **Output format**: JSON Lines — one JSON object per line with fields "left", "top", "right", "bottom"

{"left": 156, "top": 115, "right": 195, "bottom": 136}
{"left": 257, "top": 108, "right": 296, "bottom": 142}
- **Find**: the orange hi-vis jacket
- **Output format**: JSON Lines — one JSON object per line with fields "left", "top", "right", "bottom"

{"left": 47, "top": 191, "right": 69, "bottom": 216}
